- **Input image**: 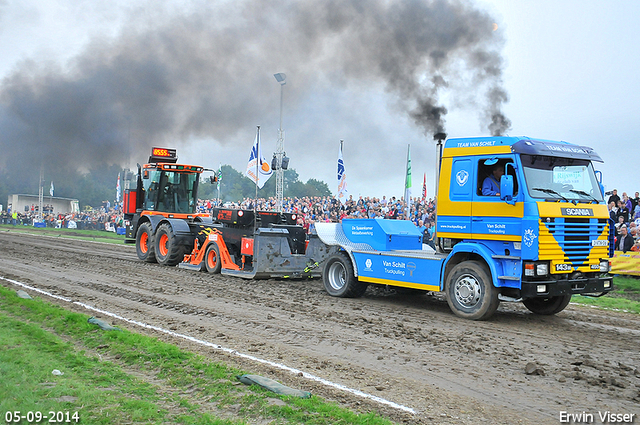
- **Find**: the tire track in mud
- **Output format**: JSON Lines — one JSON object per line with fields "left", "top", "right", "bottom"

{"left": 1, "top": 231, "right": 639, "bottom": 424}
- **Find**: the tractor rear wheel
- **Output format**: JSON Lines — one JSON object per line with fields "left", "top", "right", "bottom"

{"left": 205, "top": 243, "right": 222, "bottom": 274}
{"left": 136, "top": 222, "right": 156, "bottom": 263}
{"left": 155, "top": 223, "right": 186, "bottom": 266}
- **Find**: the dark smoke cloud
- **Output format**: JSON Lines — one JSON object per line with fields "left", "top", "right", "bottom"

{"left": 0, "top": 0, "right": 510, "bottom": 186}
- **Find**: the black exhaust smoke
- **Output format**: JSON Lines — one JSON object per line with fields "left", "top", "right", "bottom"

{"left": 0, "top": 0, "right": 511, "bottom": 190}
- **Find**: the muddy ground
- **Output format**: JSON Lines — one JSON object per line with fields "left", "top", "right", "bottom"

{"left": 1, "top": 230, "right": 639, "bottom": 424}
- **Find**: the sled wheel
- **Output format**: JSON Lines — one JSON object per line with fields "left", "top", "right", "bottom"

{"left": 323, "top": 253, "right": 367, "bottom": 298}
{"left": 445, "top": 261, "right": 499, "bottom": 320}
{"left": 155, "top": 223, "right": 185, "bottom": 266}
{"left": 205, "top": 243, "right": 222, "bottom": 274}
{"left": 523, "top": 295, "right": 571, "bottom": 315}
{"left": 136, "top": 222, "right": 156, "bottom": 263}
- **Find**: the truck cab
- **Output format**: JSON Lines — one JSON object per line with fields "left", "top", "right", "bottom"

{"left": 437, "top": 136, "right": 612, "bottom": 306}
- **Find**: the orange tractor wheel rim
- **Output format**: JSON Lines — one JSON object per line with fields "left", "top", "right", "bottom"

{"left": 140, "top": 232, "right": 149, "bottom": 253}
{"left": 207, "top": 249, "right": 218, "bottom": 268}
{"left": 159, "top": 234, "right": 169, "bottom": 257}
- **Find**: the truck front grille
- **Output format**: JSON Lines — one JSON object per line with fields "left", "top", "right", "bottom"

{"left": 539, "top": 218, "right": 609, "bottom": 267}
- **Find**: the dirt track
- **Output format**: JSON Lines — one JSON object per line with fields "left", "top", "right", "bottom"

{"left": 1, "top": 230, "right": 639, "bottom": 424}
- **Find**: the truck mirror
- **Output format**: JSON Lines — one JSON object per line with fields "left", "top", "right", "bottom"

{"left": 143, "top": 170, "right": 149, "bottom": 179}
{"left": 500, "top": 175, "right": 515, "bottom": 205}
{"left": 595, "top": 170, "right": 604, "bottom": 197}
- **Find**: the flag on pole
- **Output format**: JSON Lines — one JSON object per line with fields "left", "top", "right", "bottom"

{"left": 404, "top": 144, "right": 411, "bottom": 218}
{"left": 337, "top": 140, "right": 348, "bottom": 203}
{"left": 116, "top": 174, "right": 121, "bottom": 202}
{"left": 50, "top": 181, "right": 54, "bottom": 197}
{"left": 216, "top": 163, "right": 222, "bottom": 190}
{"left": 422, "top": 173, "right": 427, "bottom": 199}
{"left": 246, "top": 127, "right": 272, "bottom": 189}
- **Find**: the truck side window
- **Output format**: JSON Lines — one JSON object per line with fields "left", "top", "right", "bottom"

{"left": 477, "top": 159, "right": 518, "bottom": 196}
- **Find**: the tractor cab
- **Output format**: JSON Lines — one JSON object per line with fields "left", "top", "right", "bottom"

{"left": 133, "top": 147, "right": 204, "bottom": 216}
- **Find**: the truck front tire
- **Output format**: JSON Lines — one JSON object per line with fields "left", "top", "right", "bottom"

{"left": 522, "top": 295, "right": 571, "bottom": 315}
{"left": 323, "top": 253, "right": 368, "bottom": 298}
{"left": 136, "top": 222, "right": 156, "bottom": 263}
{"left": 445, "top": 261, "right": 499, "bottom": 320}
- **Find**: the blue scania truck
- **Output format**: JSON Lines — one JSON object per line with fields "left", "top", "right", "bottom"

{"left": 315, "top": 136, "right": 614, "bottom": 320}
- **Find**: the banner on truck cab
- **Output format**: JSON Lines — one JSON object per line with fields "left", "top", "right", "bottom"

{"left": 610, "top": 250, "right": 640, "bottom": 277}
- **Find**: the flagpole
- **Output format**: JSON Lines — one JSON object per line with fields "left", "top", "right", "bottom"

{"left": 254, "top": 126, "right": 260, "bottom": 235}
{"left": 404, "top": 144, "right": 411, "bottom": 220}
{"left": 217, "top": 162, "right": 221, "bottom": 205}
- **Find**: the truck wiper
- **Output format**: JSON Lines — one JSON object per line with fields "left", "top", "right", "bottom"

{"left": 569, "top": 189, "right": 599, "bottom": 204}
{"left": 532, "top": 187, "right": 570, "bottom": 202}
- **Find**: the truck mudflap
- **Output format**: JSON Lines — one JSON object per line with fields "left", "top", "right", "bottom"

{"left": 520, "top": 275, "right": 613, "bottom": 298}
{"left": 227, "top": 228, "right": 338, "bottom": 279}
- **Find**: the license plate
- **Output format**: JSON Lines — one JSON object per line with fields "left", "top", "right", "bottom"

{"left": 591, "top": 240, "right": 608, "bottom": 247}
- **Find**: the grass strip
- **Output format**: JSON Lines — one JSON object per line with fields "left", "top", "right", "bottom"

{"left": 0, "top": 284, "right": 395, "bottom": 425}
{"left": 571, "top": 276, "right": 640, "bottom": 314}
{"left": 0, "top": 224, "right": 125, "bottom": 244}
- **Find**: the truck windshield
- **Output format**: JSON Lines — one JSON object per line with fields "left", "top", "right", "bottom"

{"left": 521, "top": 154, "right": 604, "bottom": 202}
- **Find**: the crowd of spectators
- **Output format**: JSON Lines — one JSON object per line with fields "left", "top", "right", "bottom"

{"left": 607, "top": 190, "right": 640, "bottom": 252}
{"left": 5, "top": 188, "right": 640, "bottom": 253}
{"left": 0, "top": 204, "right": 125, "bottom": 232}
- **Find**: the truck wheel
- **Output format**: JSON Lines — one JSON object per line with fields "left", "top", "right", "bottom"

{"left": 205, "top": 243, "right": 221, "bottom": 274}
{"left": 522, "top": 295, "right": 571, "bottom": 315}
{"left": 136, "top": 222, "right": 156, "bottom": 263}
{"left": 445, "top": 261, "right": 499, "bottom": 320}
{"left": 323, "top": 253, "right": 368, "bottom": 298}
{"left": 155, "top": 223, "right": 185, "bottom": 266}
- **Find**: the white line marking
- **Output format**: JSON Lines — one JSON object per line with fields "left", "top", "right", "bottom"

{"left": 1, "top": 276, "right": 416, "bottom": 414}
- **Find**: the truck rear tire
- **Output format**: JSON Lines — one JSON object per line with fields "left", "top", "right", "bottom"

{"left": 155, "top": 223, "right": 186, "bottom": 266}
{"left": 445, "top": 261, "right": 499, "bottom": 320}
{"left": 205, "top": 243, "right": 222, "bottom": 274}
{"left": 136, "top": 222, "right": 156, "bottom": 263}
{"left": 323, "top": 253, "right": 368, "bottom": 298}
{"left": 523, "top": 295, "right": 571, "bottom": 315}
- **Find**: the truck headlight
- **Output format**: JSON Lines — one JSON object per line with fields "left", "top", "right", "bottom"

{"left": 600, "top": 259, "right": 610, "bottom": 273}
{"left": 536, "top": 263, "right": 549, "bottom": 276}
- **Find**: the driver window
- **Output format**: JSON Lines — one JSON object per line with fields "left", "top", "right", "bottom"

{"left": 477, "top": 158, "right": 518, "bottom": 197}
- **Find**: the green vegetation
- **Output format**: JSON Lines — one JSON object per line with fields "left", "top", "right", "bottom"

{"left": 0, "top": 285, "right": 395, "bottom": 425}
{"left": 0, "top": 224, "right": 126, "bottom": 244}
{"left": 572, "top": 275, "right": 640, "bottom": 314}
{"left": 199, "top": 165, "right": 332, "bottom": 202}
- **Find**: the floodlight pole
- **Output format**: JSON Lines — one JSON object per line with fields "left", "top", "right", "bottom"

{"left": 274, "top": 73, "right": 286, "bottom": 213}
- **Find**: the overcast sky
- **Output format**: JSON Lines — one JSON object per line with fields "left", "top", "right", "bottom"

{"left": 1, "top": 0, "right": 638, "bottom": 200}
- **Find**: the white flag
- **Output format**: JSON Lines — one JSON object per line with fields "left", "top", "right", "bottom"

{"left": 337, "top": 140, "right": 348, "bottom": 203}
{"left": 116, "top": 174, "right": 121, "bottom": 202}
{"left": 50, "top": 181, "right": 54, "bottom": 197}
{"left": 245, "top": 127, "right": 272, "bottom": 189}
